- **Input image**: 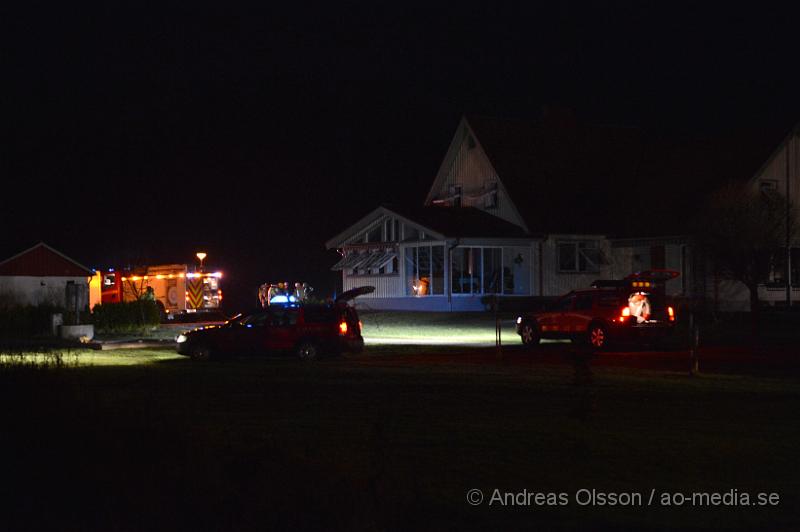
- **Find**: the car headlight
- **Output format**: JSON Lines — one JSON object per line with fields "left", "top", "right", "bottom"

{"left": 516, "top": 316, "right": 522, "bottom": 324}
{"left": 176, "top": 334, "right": 188, "bottom": 343}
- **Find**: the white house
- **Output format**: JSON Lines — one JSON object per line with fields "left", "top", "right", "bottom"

{"left": 736, "top": 125, "right": 800, "bottom": 309}
{"left": 328, "top": 111, "right": 791, "bottom": 312}
{"left": 326, "top": 112, "right": 640, "bottom": 310}
{"left": 0, "top": 242, "right": 94, "bottom": 309}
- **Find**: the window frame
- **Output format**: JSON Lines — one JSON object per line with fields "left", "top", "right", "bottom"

{"left": 557, "top": 240, "right": 602, "bottom": 273}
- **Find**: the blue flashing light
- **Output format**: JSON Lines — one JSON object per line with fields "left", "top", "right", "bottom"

{"left": 269, "top": 294, "right": 300, "bottom": 307}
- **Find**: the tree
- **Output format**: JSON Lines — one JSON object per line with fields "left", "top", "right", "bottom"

{"left": 697, "top": 181, "right": 795, "bottom": 338}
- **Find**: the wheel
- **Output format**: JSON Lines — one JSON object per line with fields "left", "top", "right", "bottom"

{"left": 587, "top": 323, "right": 608, "bottom": 350}
{"left": 350, "top": 337, "right": 364, "bottom": 354}
{"left": 520, "top": 322, "right": 540, "bottom": 348}
{"left": 190, "top": 343, "right": 213, "bottom": 361}
{"left": 296, "top": 340, "right": 319, "bottom": 361}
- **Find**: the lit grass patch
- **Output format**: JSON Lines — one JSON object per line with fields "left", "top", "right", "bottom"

{"left": 0, "top": 350, "right": 80, "bottom": 370}
{"left": 360, "top": 310, "right": 520, "bottom": 345}
{"left": 0, "top": 348, "right": 183, "bottom": 367}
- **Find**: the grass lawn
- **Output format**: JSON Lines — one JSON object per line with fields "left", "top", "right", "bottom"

{"left": 360, "top": 310, "right": 519, "bottom": 345}
{"left": 1, "top": 345, "right": 798, "bottom": 531}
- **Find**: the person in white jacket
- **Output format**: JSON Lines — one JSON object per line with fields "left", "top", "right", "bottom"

{"left": 628, "top": 292, "right": 651, "bottom": 323}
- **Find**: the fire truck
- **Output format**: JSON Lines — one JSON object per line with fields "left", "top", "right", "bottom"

{"left": 99, "top": 264, "right": 223, "bottom": 317}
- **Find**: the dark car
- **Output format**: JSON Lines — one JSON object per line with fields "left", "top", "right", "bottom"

{"left": 516, "top": 270, "right": 678, "bottom": 350}
{"left": 176, "top": 287, "right": 372, "bottom": 360}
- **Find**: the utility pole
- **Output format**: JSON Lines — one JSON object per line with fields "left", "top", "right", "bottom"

{"left": 494, "top": 293, "right": 502, "bottom": 360}
{"left": 786, "top": 134, "right": 793, "bottom": 307}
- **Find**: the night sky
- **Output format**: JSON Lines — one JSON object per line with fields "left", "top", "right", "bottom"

{"left": 5, "top": 4, "right": 800, "bottom": 311}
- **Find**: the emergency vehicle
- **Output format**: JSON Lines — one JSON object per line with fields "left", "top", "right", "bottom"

{"left": 516, "top": 270, "right": 679, "bottom": 350}
{"left": 99, "top": 264, "right": 223, "bottom": 317}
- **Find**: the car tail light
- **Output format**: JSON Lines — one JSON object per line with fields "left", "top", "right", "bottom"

{"left": 339, "top": 321, "right": 348, "bottom": 335}
{"left": 358, "top": 320, "right": 363, "bottom": 333}
{"left": 668, "top": 306, "right": 675, "bottom": 321}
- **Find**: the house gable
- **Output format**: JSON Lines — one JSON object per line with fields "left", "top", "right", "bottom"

{"left": 0, "top": 243, "right": 93, "bottom": 277}
{"left": 424, "top": 116, "right": 529, "bottom": 232}
{"left": 325, "top": 206, "right": 446, "bottom": 250}
{"left": 750, "top": 125, "right": 800, "bottom": 205}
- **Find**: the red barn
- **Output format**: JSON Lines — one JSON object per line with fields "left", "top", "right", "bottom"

{"left": 0, "top": 243, "right": 93, "bottom": 308}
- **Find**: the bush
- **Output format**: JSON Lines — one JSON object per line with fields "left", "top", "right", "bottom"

{"left": 91, "top": 301, "right": 161, "bottom": 334}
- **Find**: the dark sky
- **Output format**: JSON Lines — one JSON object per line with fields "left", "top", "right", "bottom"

{"left": 5, "top": 3, "right": 800, "bottom": 311}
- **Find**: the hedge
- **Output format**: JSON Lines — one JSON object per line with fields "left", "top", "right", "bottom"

{"left": 91, "top": 301, "right": 161, "bottom": 333}
{"left": 0, "top": 305, "right": 64, "bottom": 339}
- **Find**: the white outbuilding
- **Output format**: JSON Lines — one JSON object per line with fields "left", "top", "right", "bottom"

{"left": 0, "top": 242, "right": 93, "bottom": 309}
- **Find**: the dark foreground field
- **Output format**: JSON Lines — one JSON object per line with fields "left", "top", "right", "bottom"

{"left": 1, "top": 345, "right": 799, "bottom": 531}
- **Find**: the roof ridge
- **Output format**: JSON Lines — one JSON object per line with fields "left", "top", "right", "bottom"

{"left": 0, "top": 242, "right": 93, "bottom": 275}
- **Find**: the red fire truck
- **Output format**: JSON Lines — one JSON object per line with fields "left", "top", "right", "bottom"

{"left": 99, "top": 264, "right": 223, "bottom": 317}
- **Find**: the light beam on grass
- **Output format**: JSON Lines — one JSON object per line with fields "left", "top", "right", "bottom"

{"left": 358, "top": 314, "right": 563, "bottom": 347}
{"left": 0, "top": 350, "right": 183, "bottom": 367}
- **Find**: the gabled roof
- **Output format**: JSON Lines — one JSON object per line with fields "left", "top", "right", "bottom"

{"left": 0, "top": 242, "right": 94, "bottom": 277}
{"left": 388, "top": 204, "right": 531, "bottom": 239}
{"left": 748, "top": 121, "right": 800, "bottom": 184}
{"left": 462, "top": 113, "right": 788, "bottom": 237}
{"left": 326, "top": 206, "right": 441, "bottom": 249}
{"left": 325, "top": 205, "right": 530, "bottom": 249}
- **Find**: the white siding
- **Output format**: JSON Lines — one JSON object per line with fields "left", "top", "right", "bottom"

{"left": 610, "top": 242, "right": 687, "bottom": 296}
{"left": 539, "top": 236, "right": 612, "bottom": 296}
{"left": 752, "top": 133, "right": 800, "bottom": 246}
{"left": 0, "top": 276, "right": 89, "bottom": 307}
{"left": 342, "top": 274, "right": 402, "bottom": 299}
{"left": 353, "top": 296, "right": 485, "bottom": 312}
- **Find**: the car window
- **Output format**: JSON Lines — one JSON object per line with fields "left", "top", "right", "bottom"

{"left": 303, "top": 305, "right": 338, "bottom": 324}
{"left": 553, "top": 294, "right": 575, "bottom": 312}
{"left": 241, "top": 313, "right": 270, "bottom": 327}
{"left": 597, "top": 294, "right": 623, "bottom": 308}
{"left": 574, "top": 293, "right": 594, "bottom": 311}
{"left": 268, "top": 309, "right": 299, "bottom": 327}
